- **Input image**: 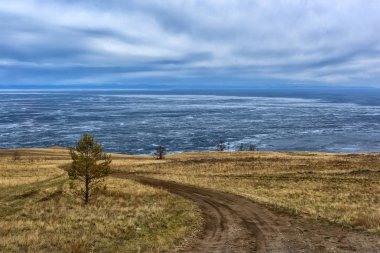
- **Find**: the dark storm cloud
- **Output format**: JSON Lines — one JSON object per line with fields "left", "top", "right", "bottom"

{"left": 0, "top": 0, "right": 380, "bottom": 86}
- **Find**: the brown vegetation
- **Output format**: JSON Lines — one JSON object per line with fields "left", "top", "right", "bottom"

{"left": 1, "top": 147, "right": 379, "bottom": 252}
{"left": 115, "top": 151, "right": 380, "bottom": 233}
{"left": 0, "top": 148, "right": 201, "bottom": 253}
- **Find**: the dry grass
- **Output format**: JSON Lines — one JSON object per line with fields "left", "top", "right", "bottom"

{"left": 0, "top": 148, "right": 202, "bottom": 253}
{"left": 0, "top": 149, "right": 66, "bottom": 187}
{"left": 114, "top": 151, "right": 380, "bottom": 233}
{"left": 2, "top": 147, "right": 379, "bottom": 252}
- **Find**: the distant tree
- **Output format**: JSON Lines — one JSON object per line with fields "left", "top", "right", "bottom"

{"left": 216, "top": 140, "right": 226, "bottom": 151}
{"left": 154, "top": 146, "right": 166, "bottom": 159}
{"left": 68, "top": 134, "right": 111, "bottom": 204}
{"left": 248, "top": 144, "right": 256, "bottom": 151}
{"left": 238, "top": 143, "right": 244, "bottom": 151}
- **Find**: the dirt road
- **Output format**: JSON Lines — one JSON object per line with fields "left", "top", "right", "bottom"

{"left": 114, "top": 174, "right": 380, "bottom": 253}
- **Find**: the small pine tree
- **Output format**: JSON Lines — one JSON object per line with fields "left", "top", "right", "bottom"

{"left": 216, "top": 140, "right": 226, "bottom": 151}
{"left": 238, "top": 143, "right": 244, "bottom": 151}
{"left": 154, "top": 146, "right": 166, "bottom": 159}
{"left": 68, "top": 134, "right": 111, "bottom": 204}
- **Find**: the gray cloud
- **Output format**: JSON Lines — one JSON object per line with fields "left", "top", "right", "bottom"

{"left": 0, "top": 0, "right": 380, "bottom": 86}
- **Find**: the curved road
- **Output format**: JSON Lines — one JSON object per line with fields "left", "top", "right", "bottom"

{"left": 114, "top": 174, "right": 380, "bottom": 253}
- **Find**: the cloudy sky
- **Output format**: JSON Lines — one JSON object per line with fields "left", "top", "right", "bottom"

{"left": 1, "top": 0, "right": 380, "bottom": 87}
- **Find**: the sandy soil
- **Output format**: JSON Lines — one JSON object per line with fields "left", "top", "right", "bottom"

{"left": 114, "top": 173, "right": 380, "bottom": 253}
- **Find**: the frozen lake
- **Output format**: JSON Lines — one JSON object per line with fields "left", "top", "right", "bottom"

{"left": 0, "top": 89, "right": 379, "bottom": 154}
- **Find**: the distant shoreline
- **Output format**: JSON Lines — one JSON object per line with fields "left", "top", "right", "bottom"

{"left": 1, "top": 147, "right": 379, "bottom": 158}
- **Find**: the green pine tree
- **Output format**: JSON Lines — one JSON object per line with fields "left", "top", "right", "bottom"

{"left": 68, "top": 134, "right": 111, "bottom": 204}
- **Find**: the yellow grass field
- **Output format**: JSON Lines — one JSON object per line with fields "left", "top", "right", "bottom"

{"left": 1, "top": 148, "right": 379, "bottom": 252}
{"left": 115, "top": 151, "right": 380, "bottom": 233}
{"left": 0, "top": 148, "right": 201, "bottom": 253}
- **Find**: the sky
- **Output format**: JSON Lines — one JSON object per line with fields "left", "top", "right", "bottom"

{"left": 0, "top": 0, "right": 380, "bottom": 88}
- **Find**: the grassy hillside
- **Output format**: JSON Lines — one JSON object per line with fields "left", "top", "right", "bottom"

{"left": 1, "top": 148, "right": 379, "bottom": 252}
{"left": 115, "top": 151, "right": 380, "bottom": 233}
{"left": 0, "top": 148, "right": 201, "bottom": 253}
